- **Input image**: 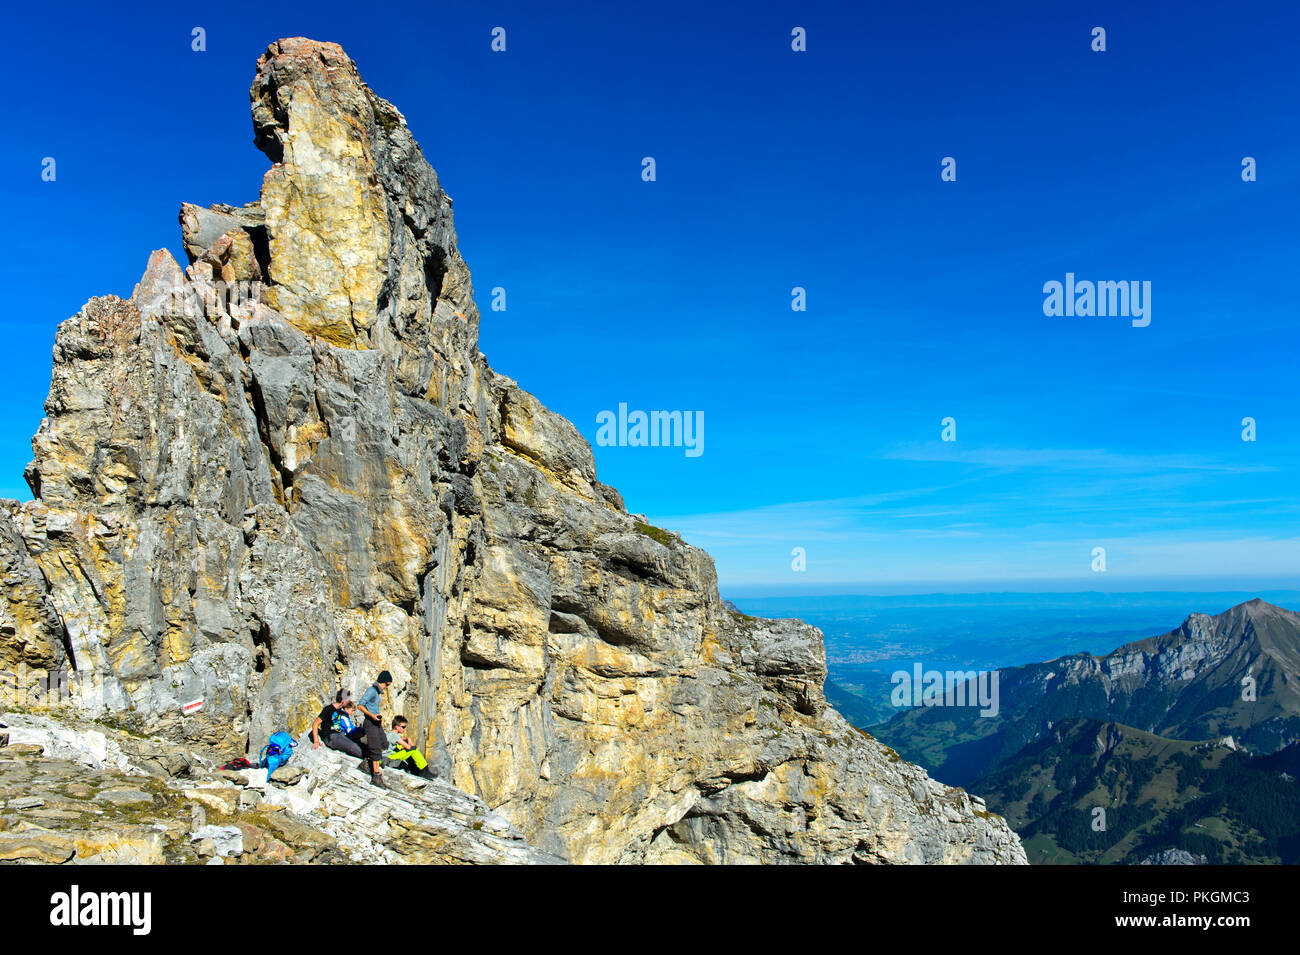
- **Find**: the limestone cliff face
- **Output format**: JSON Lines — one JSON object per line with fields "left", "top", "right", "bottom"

{"left": 0, "top": 38, "right": 1025, "bottom": 864}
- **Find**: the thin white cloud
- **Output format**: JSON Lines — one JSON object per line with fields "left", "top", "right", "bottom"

{"left": 882, "top": 444, "right": 1277, "bottom": 473}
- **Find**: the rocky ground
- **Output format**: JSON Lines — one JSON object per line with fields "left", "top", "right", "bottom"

{"left": 0, "top": 709, "right": 561, "bottom": 864}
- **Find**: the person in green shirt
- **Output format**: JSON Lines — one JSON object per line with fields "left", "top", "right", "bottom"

{"left": 385, "top": 715, "right": 435, "bottom": 780}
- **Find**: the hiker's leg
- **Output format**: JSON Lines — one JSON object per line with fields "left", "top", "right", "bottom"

{"left": 364, "top": 719, "right": 385, "bottom": 774}
{"left": 410, "top": 749, "right": 429, "bottom": 771}
{"left": 346, "top": 729, "right": 367, "bottom": 761}
{"left": 327, "top": 733, "right": 363, "bottom": 758}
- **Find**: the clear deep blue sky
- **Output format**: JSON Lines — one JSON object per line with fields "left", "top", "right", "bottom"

{"left": 2, "top": 1, "right": 1297, "bottom": 593}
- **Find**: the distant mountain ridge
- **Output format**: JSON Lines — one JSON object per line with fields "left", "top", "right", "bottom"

{"left": 874, "top": 599, "right": 1300, "bottom": 788}
{"left": 977, "top": 717, "right": 1300, "bottom": 864}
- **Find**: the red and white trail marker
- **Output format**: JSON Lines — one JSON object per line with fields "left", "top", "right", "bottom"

{"left": 182, "top": 698, "right": 203, "bottom": 715}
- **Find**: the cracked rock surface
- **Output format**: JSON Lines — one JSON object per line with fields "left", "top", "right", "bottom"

{"left": 0, "top": 712, "right": 559, "bottom": 864}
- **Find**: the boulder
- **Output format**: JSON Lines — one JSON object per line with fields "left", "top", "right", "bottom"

{"left": 269, "top": 766, "right": 304, "bottom": 786}
{"left": 190, "top": 824, "right": 244, "bottom": 858}
{"left": 0, "top": 833, "right": 75, "bottom": 863}
{"left": 1, "top": 744, "right": 44, "bottom": 758}
{"left": 183, "top": 788, "right": 240, "bottom": 816}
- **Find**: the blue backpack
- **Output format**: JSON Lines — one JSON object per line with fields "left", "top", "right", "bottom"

{"left": 335, "top": 712, "right": 357, "bottom": 735}
{"left": 259, "top": 731, "right": 296, "bottom": 774}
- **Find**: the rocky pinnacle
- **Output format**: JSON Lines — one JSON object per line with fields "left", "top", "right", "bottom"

{"left": 0, "top": 38, "right": 1025, "bottom": 864}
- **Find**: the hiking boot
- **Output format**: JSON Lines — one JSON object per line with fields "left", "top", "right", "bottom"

{"left": 370, "top": 773, "right": 387, "bottom": 789}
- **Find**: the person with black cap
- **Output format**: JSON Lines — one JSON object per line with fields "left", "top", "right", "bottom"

{"left": 357, "top": 671, "right": 392, "bottom": 788}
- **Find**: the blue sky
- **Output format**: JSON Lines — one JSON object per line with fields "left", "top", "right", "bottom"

{"left": 1, "top": 1, "right": 1297, "bottom": 593}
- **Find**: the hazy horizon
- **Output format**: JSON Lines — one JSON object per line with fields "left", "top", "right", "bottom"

{"left": 719, "top": 581, "right": 1300, "bottom": 600}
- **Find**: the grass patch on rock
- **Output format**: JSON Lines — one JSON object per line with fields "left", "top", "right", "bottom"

{"left": 633, "top": 521, "right": 678, "bottom": 547}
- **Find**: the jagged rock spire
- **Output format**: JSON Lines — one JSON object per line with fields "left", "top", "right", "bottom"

{"left": 0, "top": 38, "right": 1027, "bottom": 865}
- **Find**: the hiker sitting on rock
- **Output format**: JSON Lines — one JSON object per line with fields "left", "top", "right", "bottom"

{"left": 311, "top": 689, "right": 364, "bottom": 758}
{"left": 385, "top": 715, "right": 436, "bottom": 780}
{"left": 338, "top": 701, "right": 362, "bottom": 739}
{"left": 357, "top": 671, "right": 391, "bottom": 789}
